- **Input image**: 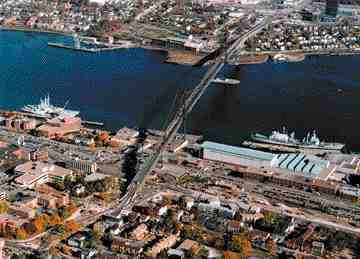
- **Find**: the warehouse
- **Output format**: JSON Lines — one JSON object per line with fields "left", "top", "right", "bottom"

{"left": 201, "top": 141, "right": 275, "bottom": 168}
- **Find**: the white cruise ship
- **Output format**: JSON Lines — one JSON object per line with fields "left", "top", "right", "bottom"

{"left": 22, "top": 95, "right": 79, "bottom": 118}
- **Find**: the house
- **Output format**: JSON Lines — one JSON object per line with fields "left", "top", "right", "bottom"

{"left": 146, "top": 233, "right": 179, "bottom": 258}
{"left": 176, "top": 239, "right": 222, "bottom": 258}
{"left": 8, "top": 204, "right": 36, "bottom": 219}
{"left": 312, "top": 241, "right": 324, "bottom": 256}
{"left": 131, "top": 223, "right": 148, "bottom": 241}
{"left": 248, "top": 229, "right": 271, "bottom": 248}
{"left": 240, "top": 212, "right": 264, "bottom": 223}
{"left": 68, "top": 233, "right": 87, "bottom": 248}
{"left": 168, "top": 248, "right": 184, "bottom": 259}
{"left": 226, "top": 220, "right": 244, "bottom": 235}
{"left": 81, "top": 248, "right": 97, "bottom": 259}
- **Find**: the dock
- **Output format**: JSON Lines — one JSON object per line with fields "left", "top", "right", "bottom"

{"left": 48, "top": 42, "right": 97, "bottom": 52}
{"left": 48, "top": 42, "right": 132, "bottom": 53}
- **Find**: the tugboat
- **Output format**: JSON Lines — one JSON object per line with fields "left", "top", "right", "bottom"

{"left": 212, "top": 78, "right": 240, "bottom": 86}
{"left": 251, "top": 127, "right": 345, "bottom": 151}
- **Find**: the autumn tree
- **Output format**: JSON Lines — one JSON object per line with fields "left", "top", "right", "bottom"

{"left": 49, "top": 213, "right": 62, "bottom": 226}
{"left": 67, "top": 202, "right": 78, "bottom": 215}
{"left": 0, "top": 202, "right": 8, "bottom": 214}
{"left": 16, "top": 227, "right": 28, "bottom": 240}
{"left": 231, "top": 233, "right": 253, "bottom": 257}
{"left": 93, "top": 222, "right": 104, "bottom": 240}
{"left": 49, "top": 246, "right": 60, "bottom": 256}
{"left": 223, "top": 251, "right": 240, "bottom": 259}
{"left": 62, "top": 244, "right": 71, "bottom": 254}
{"left": 266, "top": 238, "right": 278, "bottom": 258}
{"left": 65, "top": 219, "right": 80, "bottom": 234}
{"left": 31, "top": 214, "right": 49, "bottom": 233}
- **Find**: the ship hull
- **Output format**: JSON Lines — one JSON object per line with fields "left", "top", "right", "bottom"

{"left": 251, "top": 133, "right": 344, "bottom": 151}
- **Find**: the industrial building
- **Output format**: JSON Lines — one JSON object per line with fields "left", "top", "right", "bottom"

{"left": 201, "top": 141, "right": 275, "bottom": 168}
{"left": 15, "top": 161, "right": 73, "bottom": 188}
{"left": 270, "top": 153, "right": 331, "bottom": 180}
{"left": 37, "top": 116, "right": 81, "bottom": 138}
{"left": 201, "top": 141, "right": 335, "bottom": 181}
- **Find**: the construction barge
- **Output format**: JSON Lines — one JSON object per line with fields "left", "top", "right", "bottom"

{"left": 235, "top": 54, "right": 269, "bottom": 65}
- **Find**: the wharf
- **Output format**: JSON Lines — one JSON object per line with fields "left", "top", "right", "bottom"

{"left": 48, "top": 42, "right": 130, "bottom": 53}
{"left": 48, "top": 42, "right": 97, "bottom": 52}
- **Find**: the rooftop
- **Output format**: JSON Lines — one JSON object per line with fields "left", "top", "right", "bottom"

{"left": 201, "top": 141, "right": 276, "bottom": 161}
{"left": 271, "top": 153, "right": 329, "bottom": 178}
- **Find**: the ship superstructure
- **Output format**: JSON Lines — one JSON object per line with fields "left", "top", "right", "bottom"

{"left": 22, "top": 95, "right": 79, "bottom": 118}
{"left": 251, "top": 127, "right": 344, "bottom": 151}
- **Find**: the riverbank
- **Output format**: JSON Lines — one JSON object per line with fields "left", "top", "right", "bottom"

{"left": 243, "top": 48, "right": 360, "bottom": 64}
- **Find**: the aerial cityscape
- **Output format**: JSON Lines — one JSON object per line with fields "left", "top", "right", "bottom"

{"left": 0, "top": 0, "right": 359, "bottom": 258}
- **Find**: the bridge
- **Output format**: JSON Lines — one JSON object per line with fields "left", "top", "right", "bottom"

{"left": 109, "top": 18, "right": 272, "bottom": 218}
{"left": 4, "top": 19, "right": 272, "bottom": 254}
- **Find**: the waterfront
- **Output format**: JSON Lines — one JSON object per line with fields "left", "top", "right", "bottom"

{"left": 1, "top": 31, "right": 360, "bottom": 150}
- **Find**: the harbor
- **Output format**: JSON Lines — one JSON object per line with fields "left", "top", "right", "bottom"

{"left": 1, "top": 31, "right": 360, "bottom": 150}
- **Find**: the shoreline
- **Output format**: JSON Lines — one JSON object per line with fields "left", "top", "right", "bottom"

{"left": 0, "top": 28, "right": 205, "bottom": 66}
{"left": 242, "top": 49, "right": 360, "bottom": 64}
{"left": 0, "top": 26, "right": 71, "bottom": 36}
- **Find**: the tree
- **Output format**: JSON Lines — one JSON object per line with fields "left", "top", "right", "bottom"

{"left": 31, "top": 214, "right": 49, "bottom": 233}
{"left": 93, "top": 222, "right": 104, "bottom": 240}
{"left": 223, "top": 251, "right": 240, "bottom": 259}
{"left": 16, "top": 227, "right": 28, "bottom": 240}
{"left": 49, "top": 246, "right": 60, "bottom": 256}
{"left": 197, "top": 246, "right": 209, "bottom": 258}
{"left": 65, "top": 220, "right": 80, "bottom": 234}
{"left": 266, "top": 238, "right": 277, "bottom": 258}
{"left": 62, "top": 244, "right": 71, "bottom": 254}
{"left": 231, "top": 233, "right": 252, "bottom": 257}
{"left": 49, "top": 213, "right": 62, "bottom": 226}
{"left": 0, "top": 202, "right": 8, "bottom": 214}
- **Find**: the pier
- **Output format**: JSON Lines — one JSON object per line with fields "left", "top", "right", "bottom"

{"left": 48, "top": 42, "right": 134, "bottom": 53}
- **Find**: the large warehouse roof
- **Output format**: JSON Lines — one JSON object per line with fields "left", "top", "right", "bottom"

{"left": 201, "top": 141, "right": 276, "bottom": 161}
{"left": 271, "top": 153, "right": 329, "bottom": 177}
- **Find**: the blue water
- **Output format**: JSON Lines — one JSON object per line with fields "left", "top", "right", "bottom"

{"left": 1, "top": 31, "right": 360, "bottom": 150}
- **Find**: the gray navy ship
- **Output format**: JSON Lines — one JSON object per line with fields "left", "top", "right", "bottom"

{"left": 251, "top": 128, "right": 345, "bottom": 151}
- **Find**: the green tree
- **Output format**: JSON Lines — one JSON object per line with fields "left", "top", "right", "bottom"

{"left": 0, "top": 202, "right": 8, "bottom": 214}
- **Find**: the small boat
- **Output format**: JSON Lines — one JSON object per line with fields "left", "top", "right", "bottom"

{"left": 212, "top": 78, "right": 240, "bottom": 86}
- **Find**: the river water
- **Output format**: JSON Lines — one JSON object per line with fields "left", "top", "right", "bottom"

{"left": 1, "top": 31, "right": 360, "bottom": 150}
